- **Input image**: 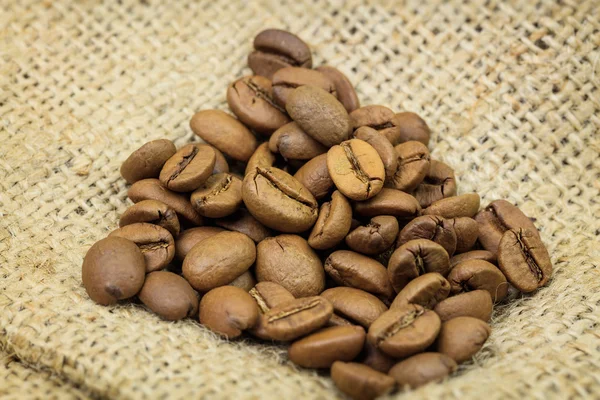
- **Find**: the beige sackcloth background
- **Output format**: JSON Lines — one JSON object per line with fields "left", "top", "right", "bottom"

{"left": 1, "top": 0, "right": 599, "bottom": 398}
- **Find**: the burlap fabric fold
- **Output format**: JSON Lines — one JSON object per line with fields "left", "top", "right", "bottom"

{"left": 1, "top": 0, "right": 599, "bottom": 398}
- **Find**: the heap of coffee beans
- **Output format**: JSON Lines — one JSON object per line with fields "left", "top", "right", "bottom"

{"left": 81, "top": 29, "right": 553, "bottom": 399}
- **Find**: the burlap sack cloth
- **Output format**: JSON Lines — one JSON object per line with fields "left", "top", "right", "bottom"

{"left": 1, "top": 0, "right": 599, "bottom": 398}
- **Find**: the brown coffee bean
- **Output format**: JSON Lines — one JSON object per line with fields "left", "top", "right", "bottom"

{"left": 269, "top": 122, "right": 327, "bottom": 160}
{"left": 447, "top": 259, "right": 508, "bottom": 302}
{"left": 324, "top": 251, "right": 395, "bottom": 301}
{"left": 423, "top": 193, "right": 480, "bottom": 219}
{"left": 256, "top": 234, "right": 325, "bottom": 297}
{"left": 249, "top": 282, "right": 295, "bottom": 313}
{"left": 120, "top": 139, "right": 176, "bottom": 184}
{"left": 390, "top": 272, "right": 450, "bottom": 310}
{"left": 242, "top": 167, "right": 318, "bottom": 232}
{"left": 497, "top": 228, "right": 552, "bottom": 292}
{"left": 227, "top": 75, "right": 290, "bottom": 134}
{"left": 214, "top": 208, "right": 272, "bottom": 243}
{"left": 326, "top": 314, "right": 354, "bottom": 328}
{"left": 190, "top": 110, "right": 257, "bottom": 162}
{"left": 350, "top": 105, "right": 402, "bottom": 146}
{"left": 119, "top": 200, "right": 180, "bottom": 238}
{"left": 345, "top": 216, "right": 399, "bottom": 255}
{"left": 109, "top": 223, "right": 175, "bottom": 272}
{"left": 388, "top": 239, "right": 450, "bottom": 293}
{"left": 396, "top": 215, "right": 457, "bottom": 257}
{"left": 412, "top": 160, "right": 456, "bottom": 208}
{"left": 174, "top": 226, "right": 225, "bottom": 261}
{"left": 367, "top": 304, "right": 441, "bottom": 358}
{"left": 288, "top": 325, "right": 365, "bottom": 368}
{"left": 272, "top": 67, "right": 336, "bottom": 108}
{"left": 390, "top": 141, "right": 430, "bottom": 192}
{"left": 316, "top": 66, "right": 360, "bottom": 113}
{"left": 331, "top": 361, "right": 395, "bottom": 400}
{"left": 199, "top": 286, "right": 259, "bottom": 338}
{"left": 245, "top": 142, "right": 276, "bottom": 176}
{"left": 389, "top": 352, "right": 457, "bottom": 389}
{"left": 82, "top": 237, "right": 146, "bottom": 305}
{"left": 138, "top": 271, "right": 198, "bottom": 320}
{"left": 321, "top": 287, "right": 388, "bottom": 328}
{"left": 434, "top": 290, "right": 493, "bottom": 322}
{"left": 159, "top": 144, "right": 215, "bottom": 192}
{"left": 353, "top": 188, "right": 421, "bottom": 220}
{"left": 182, "top": 231, "right": 256, "bottom": 292}
{"left": 286, "top": 86, "right": 352, "bottom": 147}
{"left": 211, "top": 146, "right": 230, "bottom": 174}
{"left": 190, "top": 173, "right": 242, "bottom": 218}
{"left": 437, "top": 316, "right": 491, "bottom": 363}
{"left": 308, "top": 191, "right": 352, "bottom": 250}
{"left": 227, "top": 270, "right": 256, "bottom": 292}
{"left": 395, "top": 112, "right": 431, "bottom": 146}
{"left": 452, "top": 217, "right": 479, "bottom": 253}
{"left": 353, "top": 127, "right": 397, "bottom": 183}
{"left": 450, "top": 250, "right": 497, "bottom": 269}
{"left": 360, "top": 341, "right": 396, "bottom": 374}
{"left": 293, "top": 153, "right": 334, "bottom": 200}
{"left": 248, "top": 29, "right": 312, "bottom": 79}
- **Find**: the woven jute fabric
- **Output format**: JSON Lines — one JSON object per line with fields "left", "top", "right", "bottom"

{"left": 1, "top": 0, "right": 599, "bottom": 398}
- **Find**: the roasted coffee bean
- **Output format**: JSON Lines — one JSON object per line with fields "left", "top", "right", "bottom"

{"left": 286, "top": 86, "right": 352, "bottom": 147}
{"left": 412, "top": 160, "right": 456, "bottom": 208}
{"left": 228, "top": 270, "right": 256, "bottom": 292}
{"left": 214, "top": 208, "right": 272, "bottom": 243}
{"left": 451, "top": 217, "right": 479, "bottom": 253}
{"left": 248, "top": 29, "right": 312, "bottom": 79}
{"left": 390, "top": 141, "right": 430, "bottom": 192}
{"left": 269, "top": 122, "right": 327, "bottom": 160}
{"left": 324, "top": 251, "right": 395, "bottom": 301}
{"left": 390, "top": 272, "right": 451, "bottom": 310}
{"left": 389, "top": 352, "right": 456, "bottom": 389}
{"left": 293, "top": 153, "right": 334, "bottom": 200}
{"left": 308, "top": 191, "right": 352, "bottom": 250}
{"left": 120, "top": 139, "right": 176, "bottom": 184}
{"left": 331, "top": 361, "right": 395, "bottom": 400}
{"left": 272, "top": 67, "right": 335, "bottom": 108}
{"left": 227, "top": 75, "right": 290, "bottom": 134}
{"left": 119, "top": 200, "right": 180, "bottom": 238}
{"left": 353, "top": 188, "right": 421, "bottom": 220}
{"left": 423, "top": 193, "right": 480, "bottom": 219}
{"left": 327, "top": 139, "right": 385, "bottom": 201}
{"left": 245, "top": 142, "right": 276, "bottom": 176}
{"left": 256, "top": 234, "right": 325, "bottom": 297}
{"left": 497, "top": 228, "right": 552, "bottom": 292}
{"left": 434, "top": 290, "right": 493, "bottom": 322}
{"left": 199, "top": 286, "right": 259, "bottom": 338}
{"left": 350, "top": 105, "right": 403, "bottom": 146}
{"left": 242, "top": 167, "right": 318, "bottom": 232}
{"left": 360, "top": 341, "right": 396, "bottom": 374}
{"left": 211, "top": 146, "right": 230, "bottom": 174}
{"left": 447, "top": 259, "right": 508, "bottom": 302}
{"left": 395, "top": 112, "right": 431, "bottom": 146}
{"left": 288, "top": 325, "right": 365, "bottom": 368}
{"left": 182, "top": 231, "right": 256, "bottom": 292}
{"left": 190, "top": 173, "right": 242, "bottom": 218}
{"left": 249, "top": 282, "right": 295, "bottom": 313}
{"left": 321, "top": 287, "right": 388, "bottom": 328}
{"left": 109, "top": 223, "right": 175, "bottom": 272}
{"left": 138, "top": 271, "right": 198, "bottom": 320}
{"left": 190, "top": 110, "right": 257, "bottom": 162}
{"left": 327, "top": 314, "right": 354, "bottom": 327}
{"left": 367, "top": 304, "right": 441, "bottom": 358}
{"left": 128, "top": 179, "right": 204, "bottom": 226}
{"left": 316, "top": 66, "right": 360, "bottom": 113}
{"left": 437, "top": 316, "right": 491, "bottom": 363}
{"left": 450, "top": 250, "right": 497, "bottom": 269}
{"left": 475, "top": 200, "right": 540, "bottom": 255}
{"left": 82, "top": 237, "right": 146, "bottom": 305}
{"left": 345, "top": 216, "right": 399, "bottom": 256}
{"left": 353, "top": 126, "right": 397, "bottom": 183}
{"left": 159, "top": 144, "right": 216, "bottom": 192}
{"left": 174, "top": 226, "right": 225, "bottom": 261}
{"left": 396, "top": 215, "right": 457, "bottom": 257}
{"left": 388, "top": 239, "right": 450, "bottom": 293}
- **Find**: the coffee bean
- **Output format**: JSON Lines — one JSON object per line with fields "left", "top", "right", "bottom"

{"left": 256, "top": 234, "right": 325, "bottom": 297}
{"left": 326, "top": 314, "right": 354, "bottom": 328}
{"left": 242, "top": 167, "right": 318, "bottom": 232}
{"left": 286, "top": 86, "right": 352, "bottom": 147}
{"left": 390, "top": 272, "right": 451, "bottom": 310}
{"left": 288, "top": 325, "right": 365, "bottom": 368}
{"left": 389, "top": 352, "right": 456, "bottom": 389}
{"left": 119, "top": 200, "right": 180, "bottom": 238}
{"left": 331, "top": 361, "right": 396, "bottom": 400}
{"left": 388, "top": 239, "right": 450, "bottom": 293}
{"left": 395, "top": 112, "right": 431, "bottom": 146}
{"left": 182, "top": 231, "right": 256, "bottom": 292}
{"left": 434, "top": 290, "right": 493, "bottom": 322}
{"left": 109, "top": 223, "right": 175, "bottom": 272}
{"left": 190, "top": 173, "right": 242, "bottom": 218}
{"left": 174, "top": 226, "right": 225, "bottom": 261}
{"left": 272, "top": 67, "right": 336, "bottom": 108}
{"left": 367, "top": 304, "right": 441, "bottom": 358}
{"left": 269, "top": 122, "right": 327, "bottom": 160}
{"left": 451, "top": 217, "right": 479, "bottom": 253}
{"left": 293, "top": 153, "right": 334, "bottom": 200}
{"left": 353, "top": 188, "right": 421, "bottom": 219}
{"left": 447, "top": 259, "right": 508, "bottom": 302}
{"left": 159, "top": 144, "right": 216, "bottom": 192}
{"left": 360, "top": 341, "right": 397, "bottom": 374}
{"left": 316, "top": 66, "right": 360, "bottom": 113}
{"left": 199, "top": 286, "right": 259, "bottom": 338}
{"left": 412, "top": 160, "right": 456, "bottom": 208}
{"left": 497, "top": 228, "right": 552, "bottom": 292}
{"left": 120, "top": 139, "right": 176, "bottom": 184}
{"left": 321, "top": 287, "right": 388, "bottom": 328}
{"left": 214, "top": 208, "right": 272, "bottom": 243}
{"left": 396, "top": 215, "right": 457, "bottom": 257}
{"left": 138, "top": 271, "right": 198, "bottom": 320}
{"left": 249, "top": 282, "right": 295, "bottom": 313}
{"left": 345, "top": 216, "right": 399, "bottom": 256}
{"left": 211, "top": 146, "right": 230, "bottom": 174}
{"left": 436, "top": 316, "right": 491, "bottom": 363}
{"left": 450, "top": 250, "right": 497, "bottom": 269}
{"left": 308, "top": 191, "right": 352, "bottom": 250}
{"left": 324, "top": 251, "right": 395, "bottom": 301}
{"left": 82, "top": 237, "right": 146, "bottom": 305}
{"left": 245, "top": 142, "right": 276, "bottom": 176}
{"left": 227, "top": 270, "right": 257, "bottom": 292}
{"left": 353, "top": 126, "right": 397, "bottom": 183}
{"left": 190, "top": 110, "right": 257, "bottom": 162}
{"left": 350, "top": 105, "right": 403, "bottom": 146}
{"left": 390, "top": 141, "right": 430, "bottom": 192}
{"left": 423, "top": 193, "right": 480, "bottom": 219}
{"left": 248, "top": 29, "right": 312, "bottom": 79}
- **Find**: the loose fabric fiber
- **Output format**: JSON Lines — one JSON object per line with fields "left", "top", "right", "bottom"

{"left": 1, "top": 0, "right": 599, "bottom": 399}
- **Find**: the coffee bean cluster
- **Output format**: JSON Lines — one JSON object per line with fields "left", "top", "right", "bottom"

{"left": 81, "top": 29, "right": 553, "bottom": 399}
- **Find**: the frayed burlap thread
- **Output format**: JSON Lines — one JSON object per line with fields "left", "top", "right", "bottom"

{"left": 1, "top": 0, "right": 599, "bottom": 399}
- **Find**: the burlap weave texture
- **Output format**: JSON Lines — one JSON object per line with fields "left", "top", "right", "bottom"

{"left": 1, "top": 0, "right": 599, "bottom": 398}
